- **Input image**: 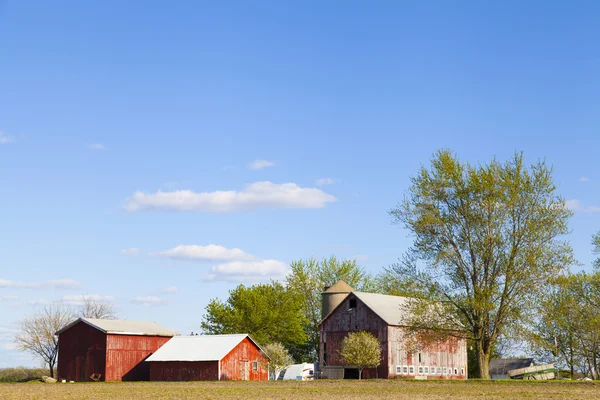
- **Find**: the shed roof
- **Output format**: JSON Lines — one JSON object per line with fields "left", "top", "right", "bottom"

{"left": 324, "top": 280, "right": 354, "bottom": 293}
{"left": 56, "top": 317, "right": 177, "bottom": 337}
{"left": 489, "top": 358, "right": 534, "bottom": 375}
{"left": 146, "top": 334, "right": 267, "bottom": 362}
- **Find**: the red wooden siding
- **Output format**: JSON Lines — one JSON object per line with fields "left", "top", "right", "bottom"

{"left": 220, "top": 337, "right": 268, "bottom": 381}
{"left": 320, "top": 295, "right": 389, "bottom": 378}
{"left": 105, "top": 334, "right": 171, "bottom": 381}
{"left": 57, "top": 322, "right": 107, "bottom": 382}
{"left": 149, "top": 361, "right": 219, "bottom": 381}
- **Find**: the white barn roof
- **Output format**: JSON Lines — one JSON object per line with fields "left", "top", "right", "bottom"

{"left": 56, "top": 317, "right": 177, "bottom": 337}
{"left": 146, "top": 334, "right": 265, "bottom": 362}
{"left": 348, "top": 292, "right": 411, "bottom": 326}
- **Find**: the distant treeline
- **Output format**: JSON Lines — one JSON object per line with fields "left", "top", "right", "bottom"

{"left": 0, "top": 367, "right": 51, "bottom": 383}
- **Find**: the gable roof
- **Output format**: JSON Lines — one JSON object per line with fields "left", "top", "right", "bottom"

{"left": 146, "top": 334, "right": 267, "bottom": 362}
{"left": 489, "top": 358, "right": 534, "bottom": 375}
{"left": 324, "top": 280, "right": 354, "bottom": 293}
{"left": 56, "top": 317, "right": 177, "bottom": 337}
{"left": 320, "top": 291, "right": 412, "bottom": 327}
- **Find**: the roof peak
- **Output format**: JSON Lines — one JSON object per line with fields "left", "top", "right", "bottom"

{"left": 324, "top": 280, "right": 354, "bottom": 293}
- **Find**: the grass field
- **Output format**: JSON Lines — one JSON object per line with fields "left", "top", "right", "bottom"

{"left": 0, "top": 380, "right": 598, "bottom": 400}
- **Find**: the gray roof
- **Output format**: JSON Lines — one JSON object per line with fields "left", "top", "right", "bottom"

{"left": 353, "top": 292, "right": 411, "bottom": 326}
{"left": 490, "top": 358, "right": 534, "bottom": 375}
{"left": 56, "top": 317, "right": 177, "bottom": 337}
{"left": 146, "top": 334, "right": 266, "bottom": 362}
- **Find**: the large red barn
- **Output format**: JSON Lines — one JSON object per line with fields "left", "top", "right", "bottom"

{"left": 56, "top": 318, "right": 176, "bottom": 382}
{"left": 147, "top": 334, "right": 269, "bottom": 381}
{"left": 320, "top": 281, "right": 468, "bottom": 379}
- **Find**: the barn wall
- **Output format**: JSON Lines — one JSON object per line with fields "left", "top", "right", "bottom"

{"left": 149, "top": 361, "right": 219, "bottom": 381}
{"left": 220, "top": 337, "right": 269, "bottom": 381}
{"left": 319, "top": 294, "right": 389, "bottom": 379}
{"left": 57, "top": 322, "right": 107, "bottom": 382}
{"left": 105, "top": 335, "right": 171, "bottom": 382}
{"left": 387, "top": 326, "right": 468, "bottom": 379}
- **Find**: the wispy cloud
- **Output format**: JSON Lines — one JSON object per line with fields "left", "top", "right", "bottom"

{"left": 152, "top": 244, "right": 254, "bottom": 262}
{"left": 130, "top": 296, "right": 166, "bottom": 306}
{"left": 0, "top": 296, "right": 18, "bottom": 301}
{"left": 203, "top": 259, "right": 289, "bottom": 282}
{"left": 124, "top": 181, "right": 336, "bottom": 212}
{"left": 0, "top": 279, "right": 83, "bottom": 290}
{"left": 120, "top": 248, "right": 140, "bottom": 256}
{"left": 61, "top": 294, "right": 115, "bottom": 306}
{"left": 161, "top": 286, "right": 179, "bottom": 294}
{"left": 248, "top": 159, "right": 275, "bottom": 170}
{"left": 0, "top": 131, "right": 15, "bottom": 144}
{"left": 88, "top": 143, "right": 106, "bottom": 150}
{"left": 315, "top": 178, "right": 336, "bottom": 186}
{"left": 579, "top": 176, "right": 591, "bottom": 183}
{"left": 566, "top": 199, "right": 600, "bottom": 213}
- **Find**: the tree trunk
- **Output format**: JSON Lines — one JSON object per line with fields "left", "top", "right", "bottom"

{"left": 358, "top": 368, "right": 362, "bottom": 380}
{"left": 476, "top": 340, "right": 491, "bottom": 379}
{"left": 49, "top": 361, "right": 55, "bottom": 378}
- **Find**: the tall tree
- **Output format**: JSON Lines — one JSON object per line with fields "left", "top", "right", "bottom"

{"left": 78, "top": 297, "right": 117, "bottom": 320}
{"left": 14, "top": 303, "right": 74, "bottom": 378}
{"left": 286, "top": 256, "right": 374, "bottom": 361}
{"left": 201, "top": 282, "right": 307, "bottom": 351}
{"left": 389, "top": 150, "right": 574, "bottom": 379}
{"left": 262, "top": 342, "right": 293, "bottom": 380}
{"left": 340, "top": 331, "right": 381, "bottom": 380}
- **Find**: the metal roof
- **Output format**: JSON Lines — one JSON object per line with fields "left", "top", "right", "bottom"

{"left": 324, "top": 280, "right": 354, "bottom": 294}
{"left": 490, "top": 358, "right": 534, "bottom": 375}
{"left": 353, "top": 291, "right": 411, "bottom": 326}
{"left": 55, "top": 317, "right": 177, "bottom": 337}
{"left": 146, "top": 334, "right": 266, "bottom": 362}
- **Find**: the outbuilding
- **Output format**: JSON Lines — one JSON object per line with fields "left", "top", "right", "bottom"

{"left": 320, "top": 281, "right": 468, "bottom": 379}
{"left": 490, "top": 358, "right": 534, "bottom": 379}
{"left": 147, "top": 334, "right": 269, "bottom": 381}
{"left": 56, "top": 318, "right": 176, "bottom": 382}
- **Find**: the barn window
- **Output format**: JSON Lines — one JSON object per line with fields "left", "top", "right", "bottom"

{"left": 460, "top": 368, "right": 464, "bottom": 376}
{"left": 418, "top": 353, "right": 421, "bottom": 363}
{"left": 409, "top": 366, "right": 415, "bottom": 374}
{"left": 430, "top": 366, "right": 435, "bottom": 375}
{"left": 443, "top": 367, "right": 447, "bottom": 374}
{"left": 402, "top": 366, "right": 408, "bottom": 374}
{"left": 252, "top": 362, "right": 258, "bottom": 371}
{"left": 349, "top": 299, "right": 357, "bottom": 309}
{"left": 418, "top": 366, "right": 423, "bottom": 375}
{"left": 424, "top": 366, "right": 429, "bottom": 374}
{"left": 454, "top": 368, "right": 458, "bottom": 375}
{"left": 396, "top": 366, "right": 402, "bottom": 374}
{"left": 323, "top": 342, "right": 327, "bottom": 365}
{"left": 437, "top": 367, "right": 442, "bottom": 375}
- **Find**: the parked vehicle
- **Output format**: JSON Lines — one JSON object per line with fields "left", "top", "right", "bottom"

{"left": 277, "top": 363, "right": 315, "bottom": 380}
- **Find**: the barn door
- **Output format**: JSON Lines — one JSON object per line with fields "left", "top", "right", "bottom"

{"left": 240, "top": 361, "right": 249, "bottom": 380}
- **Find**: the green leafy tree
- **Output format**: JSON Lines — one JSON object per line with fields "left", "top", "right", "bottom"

{"left": 201, "top": 282, "right": 307, "bottom": 351}
{"left": 340, "top": 331, "right": 381, "bottom": 380}
{"left": 262, "top": 342, "right": 293, "bottom": 380}
{"left": 286, "top": 256, "right": 374, "bottom": 361}
{"left": 389, "top": 150, "right": 574, "bottom": 379}
{"left": 593, "top": 231, "right": 600, "bottom": 270}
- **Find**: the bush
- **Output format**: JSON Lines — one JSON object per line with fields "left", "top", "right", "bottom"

{"left": 0, "top": 367, "right": 52, "bottom": 383}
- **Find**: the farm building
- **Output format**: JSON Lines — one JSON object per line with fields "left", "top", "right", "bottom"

{"left": 146, "top": 334, "right": 269, "bottom": 381}
{"left": 319, "top": 281, "right": 468, "bottom": 379}
{"left": 56, "top": 317, "right": 177, "bottom": 382}
{"left": 489, "top": 358, "right": 534, "bottom": 379}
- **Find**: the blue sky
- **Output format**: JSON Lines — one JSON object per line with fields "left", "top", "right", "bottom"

{"left": 1, "top": 0, "right": 599, "bottom": 366}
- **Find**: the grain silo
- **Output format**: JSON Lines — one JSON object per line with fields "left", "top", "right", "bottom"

{"left": 321, "top": 280, "right": 354, "bottom": 320}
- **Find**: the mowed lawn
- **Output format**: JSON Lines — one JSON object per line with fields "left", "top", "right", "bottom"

{"left": 1, "top": 380, "right": 599, "bottom": 400}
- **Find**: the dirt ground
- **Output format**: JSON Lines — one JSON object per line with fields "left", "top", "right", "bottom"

{"left": 0, "top": 379, "right": 598, "bottom": 400}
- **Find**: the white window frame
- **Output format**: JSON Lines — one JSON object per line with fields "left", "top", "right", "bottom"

{"left": 460, "top": 368, "right": 465, "bottom": 376}
{"left": 429, "top": 366, "right": 435, "bottom": 375}
{"left": 396, "top": 365, "right": 402, "bottom": 374}
{"left": 424, "top": 366, "right": 429, "bottom": 375}
{"left": 443, "top": 367, "right": 447, "bottom": 375}
{"left": 409, "top": 366, "right": 415, "bottom": 374}
{"left": 252, "top": 361, "right": 258, "bottom": 371}
{"left": 454, "top": 368, "right": 458, "bottom": 375}
{"left": 437, "top": 367, "right": 442, "bottom": 375}
{"left": 418, "top": 366, "right": 424, "bottom": 375}
{"left": 402, "top": 366, "right": 408, "bottom": 374}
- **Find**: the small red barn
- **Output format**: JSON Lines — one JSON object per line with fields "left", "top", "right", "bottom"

{"left": 56, "top": 318, "right": 176, "bottom": 382}
{"left": 147, "top": 334, "right": 269, "bottom": 381}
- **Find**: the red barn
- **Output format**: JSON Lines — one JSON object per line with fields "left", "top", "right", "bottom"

{"left": 147, "top": 334, "right": 269, "bottom": 381}
{"left": 320, "top": 281, "right": 468, "bottom": 379}
{"left": 56, "top": 318, "right": 176, "bottom": 382}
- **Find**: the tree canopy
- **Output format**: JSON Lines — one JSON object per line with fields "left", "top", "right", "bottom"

{"left": 201, "top": 281, "right": 307, "bottom": 352}
{"left": 340, "top": 331, "right": 381, "bottom": 379}
{"left": 389, "top": 150, "right": 574, "bottom": 378}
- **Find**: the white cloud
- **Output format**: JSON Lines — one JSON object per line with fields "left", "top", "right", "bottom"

{"left": 0, "top": 296, "right": 18, "bottom": 301}
{"left": 161, "top": 286, "right": 179, "bottom": 294}
{"left": 152, "top": 244, "right": 254, "bottom": 262}
{"left": 315, "top": 178, "right": 336, "bottom": 186}
{"left": 0, "top": 278, "right": 83, "bottom": 290}
{"left": 248, "top": 159, "right": 275, "bottom": 170}
{"left": 579, "top": 176, "right": 591, "bottom": 182}
{"left": 354, "top": 255, "right": 369, "bottom": 262}
{"left": 0, "top": 131, "right": 15, "bottom": 144}
{"left": 203, "top": 259, "right": 289, "bottom": 282}
{"left": 120, "top": 248, "right": 140, "bottom": 256}
{"left": 130, "top": 296, "right": 166, "bottom": 306}
{"left": 566, "top": 199, "right": 600, "bottom": 213}
{"left": 124, "top": 181, "right": 336, "bottom": 212}
{"left": 61, "top": 294, "right": 115, "bottom": 306}
{"left": 88, "top": 143, "right": 106, "bottom": 150}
